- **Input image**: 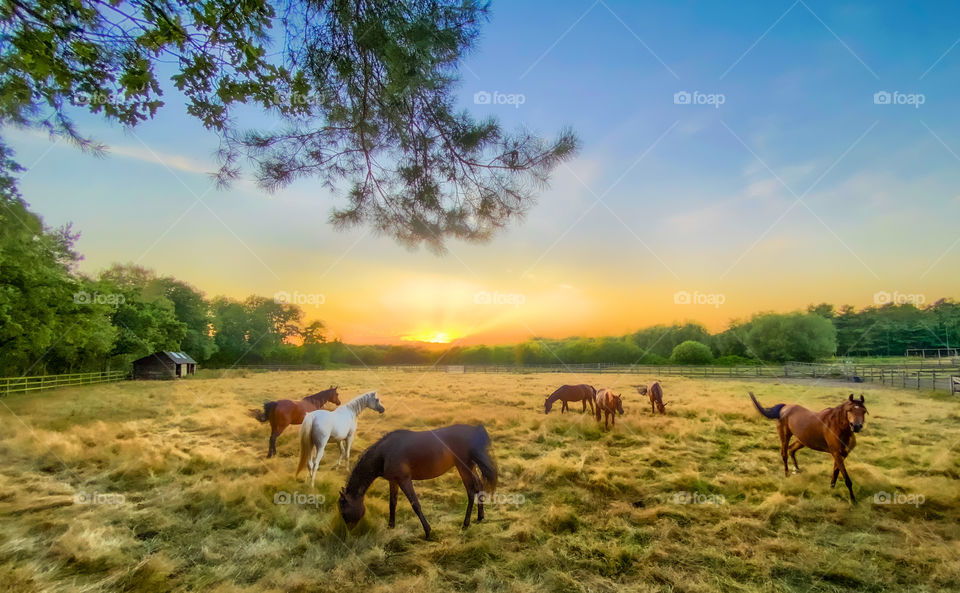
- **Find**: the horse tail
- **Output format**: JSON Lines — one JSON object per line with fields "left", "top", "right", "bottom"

{"left": 295, "top": 414, "right": 314, "bottom": 477}
{"left": 750, "top": 392, "right": 784, "bottom": 420}
{"left": 470, "top": 425, "right": 498, "bottom": 492}
{"left": 248, "top": 401, "right": 277, "bottom": 423}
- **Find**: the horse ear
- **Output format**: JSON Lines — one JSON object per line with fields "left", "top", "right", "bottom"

{"left": 339, "top": 488, "right": 346, "bottom": 496}
{"left": 848, "top": 393, "right": 855, "bottom": 402}
{"left": 859, "top": 394, "right": 865, "bottom": 404}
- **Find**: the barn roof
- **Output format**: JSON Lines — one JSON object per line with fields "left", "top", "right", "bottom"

{"left": 133, "top": 351, "right": 197, "bottom": 365}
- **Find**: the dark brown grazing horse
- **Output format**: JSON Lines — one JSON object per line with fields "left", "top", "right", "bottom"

{"left": 544, "top": 384, "right": 596, "bottom": 414}
{"left": 750, "top": 392, "right": 867, "bottom": 503}
{"left": 338, "top": 424, "right": 498, "bottom": 539}
{"left": 594, "top": 388, "right": 624, "bottom": 429}
{"left": 249, "top": 386, "right": 340, "bottom": 457}
{"left": 636, "top": 382, "right": 667, "bottom": 414}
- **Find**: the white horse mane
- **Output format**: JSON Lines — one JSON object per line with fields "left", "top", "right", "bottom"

{"left": 344, "top": 390, "right": 378, "bottom": 414}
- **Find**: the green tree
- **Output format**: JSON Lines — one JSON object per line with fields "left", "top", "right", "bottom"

{"left": 744, "top": 312, "right": 836, "bottom": 362}
{"left": 1, "top": 0, "right": 577, "bottom": 250}
{"left": 670, "top": 340, "right": 714, "bottom": 365}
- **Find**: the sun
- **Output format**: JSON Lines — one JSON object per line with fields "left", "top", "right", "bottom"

{"left": 401, "top": 331, "right": 455, "bottom": 344}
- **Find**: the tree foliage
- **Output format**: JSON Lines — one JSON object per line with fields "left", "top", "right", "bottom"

{"left": 670, "top": 340, "right": 714, "bottom": 365}
{"left": 0, "top": 0, "right": 578, "bottom": 250}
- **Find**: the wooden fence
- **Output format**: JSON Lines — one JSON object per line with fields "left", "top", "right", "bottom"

{"left": 0, "top": 371, "right": 129, "bottom": 396}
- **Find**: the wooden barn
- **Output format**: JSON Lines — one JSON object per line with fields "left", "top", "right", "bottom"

{"left": 132, "top": 351, "right": 197, "bottom": 380}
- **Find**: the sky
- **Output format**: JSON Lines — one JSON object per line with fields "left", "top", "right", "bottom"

{"left": 8, "top": 0, "right": 960, "bottom": 345}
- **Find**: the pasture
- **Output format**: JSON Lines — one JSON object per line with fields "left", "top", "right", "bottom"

{"left": 1, "top": 370, "right": 959, "bottom": 592}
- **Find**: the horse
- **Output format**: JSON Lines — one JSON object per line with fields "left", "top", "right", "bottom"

{"left": 544, "top": 384, "right": 596, "bottom": 414}
{"left": 296, "top": 391, "right": 385, "bottom": 488}
{"left": 750, "top": 392, "right": 867, "bottom": 503}
{"left": 338, "top": 424, "right": 497, "bottom": 539}
{"left": 248, "top": 386, "right": 341, "bottom": 458}
{"left": 636, "top": 382, "right": 667, "bottom": 414}
{"left": 594, "top": 388, "right": 624, "bottom": 429}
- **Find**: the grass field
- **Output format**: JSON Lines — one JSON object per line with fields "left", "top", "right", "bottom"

{"left": 1, "top": 370, "right": 959, "bottom": 593}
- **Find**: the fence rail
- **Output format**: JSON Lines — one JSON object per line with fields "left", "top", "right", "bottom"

{"left": 0, "top": 371, "right": 129, "bottom": 396}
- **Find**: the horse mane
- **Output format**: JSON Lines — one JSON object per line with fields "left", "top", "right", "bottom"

{"left": 343, "top": 433, "right": 390, "bottom": 497}
{"left": 304, "top": 386, "right": 337, "bottom": 402}
{"left": 822, "top": 401, "right": 851, "bottom": 430}
{"left": 344, "top": 390, "right": 376, "bottom": 414}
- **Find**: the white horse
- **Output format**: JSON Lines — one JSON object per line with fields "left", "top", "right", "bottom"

{"left": 296, "top": 390, "right": 385, "bottom": 488}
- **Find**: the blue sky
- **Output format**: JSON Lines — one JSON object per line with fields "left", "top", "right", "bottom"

{"left": 8, "top": 0, "right": 960, "bottom": 343}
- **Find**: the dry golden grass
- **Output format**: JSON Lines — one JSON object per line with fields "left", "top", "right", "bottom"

{"left": 1, "top": 369, "right": 959, "bottom": 592}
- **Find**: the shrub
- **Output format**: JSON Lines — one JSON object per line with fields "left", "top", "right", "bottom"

{"left": 670, "top": 340, "right": 714, "bottom": 364}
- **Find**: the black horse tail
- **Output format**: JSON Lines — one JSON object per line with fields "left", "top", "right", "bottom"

{"left": 248, "top": 401, "right": 277, "bottom": 423}
{"left": 749, "top": 392, "right": 784, "bottom": 420}
{"left": 470, "top": 425, "right": 498, "bottom": 492}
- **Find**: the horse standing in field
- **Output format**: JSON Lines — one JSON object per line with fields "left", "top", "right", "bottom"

{"left": 544, "top": 384, "right": 596, "bottom": 414}
{"left": 636, "top": 382, "right": 667, "bottom": 414}
{"left": 338, "top": 424, "right": 498, "bottom": 540}
{"left": 249, "top": 386, "right": 341, "bottom": 458}
{"left": 594, "top": 388, "right": 624, "bottom": 429}
{"left": 750, "top": 392, "right": 867, "bottom": 503}
{"left": 297, "top": 391, "right": 385, "bottom": 488}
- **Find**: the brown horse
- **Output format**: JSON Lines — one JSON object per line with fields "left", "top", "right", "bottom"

{"left": 544, "top": 384, "right": 596, "bottom": 414}
{"left": 750, "top": 392, "right": 867, "bottom": 503}
{"left": 249, "top": 386, "right": 341, "bottom": 457}
{"left": 636, "top": 382, "right": 667, "bottom": 414}
{"left": 594, "top": 388, "right": 624, "bottom": 429}
{"left": 338, "top": 424, "right": 498, "bottom": 539}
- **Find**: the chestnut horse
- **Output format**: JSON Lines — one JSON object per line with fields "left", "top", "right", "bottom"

{"left": 750, "top": 392, "right": 867, "bottom": 503}
{"left": 249, "top": 386, "right": 340, "bottom": 457}
{"left": 338, "top": 424, "right": 498, "bottom": 539}
{"left": 544, "top": 384, "right": 596, "bottom": 414}
{"left": 594, "top": 388, "right": 624, "bottom": 429}
{"left": 636, "top": 382, "right": 667, "bottom": 414}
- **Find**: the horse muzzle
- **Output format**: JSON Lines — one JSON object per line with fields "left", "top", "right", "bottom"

{"left": 852, "top": 424, "right": 863, "bottom": 433}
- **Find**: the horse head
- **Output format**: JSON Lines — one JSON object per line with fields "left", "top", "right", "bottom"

{"left": 845, "top": 393, "right": 867, "bottom": 432}
{"left": 656, "top": 399, "right": 667, "bottom": 414}
{"left": 544, "top": 398, "right": 553, "bottom": 414}
{"left": 338, "top": 488, "right": 365, "bottom": 528}
{"left": 614, "top": 394, "right": 624, "bottom": 415}
{"left": 368, "top": 392, "right": 385, "bottom": 414}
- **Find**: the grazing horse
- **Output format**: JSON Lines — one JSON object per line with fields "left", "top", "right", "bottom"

{"left": 750, "top": 392, "right": 867, "bottom": 503}
{"left": 296, "top": 391, "right": 385, "bottom": 488}
{"left": 338, "top": 424, "right": 497, "bottom": 539}
{"left": 594, "top": 388, "right": 624, "bottom": 429}
{"left": 249, "top": 386, "right": 341, "bottom": 457}
{"left": 636, "top": 382, "right": 667, "bottom": 414}
{"left": 544, "top": 384, "right": 596, "bottom": 414}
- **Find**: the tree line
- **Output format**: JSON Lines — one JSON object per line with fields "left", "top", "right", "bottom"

{"left": 2, "top": 195, "right": 959, "bottom": 376}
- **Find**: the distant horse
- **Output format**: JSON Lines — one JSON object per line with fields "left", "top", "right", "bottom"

{"left": 750, "top": 392, "right": 867, "bottom": 503}
{"left": 296, "top": 391, "right": 385, "bottom": 488}
{"left": 249, "top": 386, "right": 341, "bottom": 457}
{"left": 545, "top": 384, "right": 596, "bottom": 414}
{"left": 636, "top": 382, "right": 667, "bottom": 414}
{"left": 338, "top": 424, "right": 497, "bottom": 539}
{"left": 594, "top": 388, "right": 624, "bottom": 429}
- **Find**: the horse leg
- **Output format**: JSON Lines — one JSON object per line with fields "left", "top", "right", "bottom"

{"left": 581, "top": 399, "right": 587, "bottom": 413}
{"left": 788, "top": 441, "right": 805, "bottom": 473}
{"left": 344, "top": 430, "right": 355, "bottom": 467}
{"left": 830, "top": 460, "right": 840, "bottom": 488}
{"left": 474, "top": 469, "right": 485, "bottom": 522}
{"left": 398, "top": 479, "right": 431, "bottom": 539}
{"left": 456, "top": 464, "right": 479, "bottom": 529}
{"left": 835, "top": 453, "right": 856, "bottom": 503}
{"left": 388, "top": 481, "right": 399, "bottom": 528}
{"left": 335, "top": 440, "right": 346, "bottom": 468}
{"left": 269, "top": 419, "right": 288, "bottom": 458}
{"left": 651, "top": 400, "right": 655, "bottom": 414}
{"left": 561, "top": 401, "right": 568, "bottom": 413}
{"left": 777, "top": 422, "right": 792, "bottom": 477}
{"left": 309, "top": 436, "right": 329, "bottom": 489}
